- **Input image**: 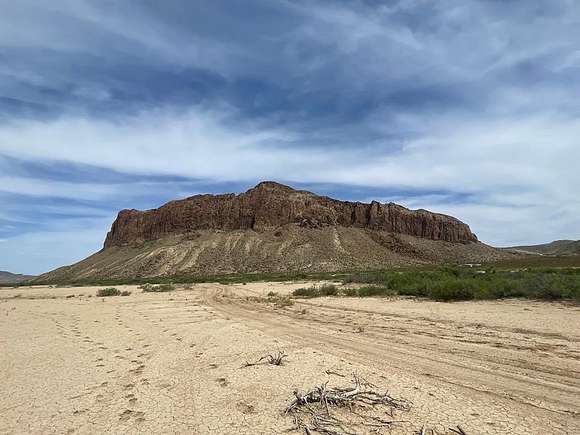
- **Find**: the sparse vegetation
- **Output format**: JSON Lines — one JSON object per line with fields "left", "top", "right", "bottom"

{"left": 11, "top": 255, "right": 580, "bottom": 289}
{"left": 292, "top": 283, "right": 338, "bottom": 298}
{"left": 140, "top": 283, "right": 175, "bottom": 292}
{"left": 25, "top": 257, "right": 580, "bottom": 303}
{"left": 120, "top": 290, "right": 131, "bottom": 296}
{"left": 273, "top": 296, "right": 294, "bottom": 308}
{"left": 96, "top": 287, "right": 122, "bottom": 297}
{"left": 289, "top": 268, "right": 580, "bottom": 302}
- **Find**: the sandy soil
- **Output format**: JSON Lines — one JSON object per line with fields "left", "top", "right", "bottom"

{"left": 1, "top": 282, "right": 578, "bottom": 434}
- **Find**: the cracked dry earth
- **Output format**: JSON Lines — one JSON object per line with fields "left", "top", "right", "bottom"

{"left": 1, "top": 283, "right": 579, "bottom": 434}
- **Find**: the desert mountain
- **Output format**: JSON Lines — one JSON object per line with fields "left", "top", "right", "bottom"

{"left": 0, "top": 271, "right": 35, "bottom": 284}
{"left": 38, "top": 182, "right": 506, "bottom": 282}
{"left": 504, "top": 240, "right": 580, "bottom": 256}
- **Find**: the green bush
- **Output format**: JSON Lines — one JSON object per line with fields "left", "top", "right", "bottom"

{"left": 338, "top": 268, "right": 580, "bottom": 302}
{"left": 357, "top": 286, "right": 395, "bottom": 297}
{"left": 97, "top": 287, "right": 121, "bottom": 297}
{"left": 342, "top": 288, "right": 359, "bottom": 297}
{"left": 429, "top": 280, "right": 475, "bottom": 301}
{"left": 292, "top": 286, "right": 320, "bottom": 298}
{"left": 293, "top": 283, "right": 338, "bottom": 298}
{"left": 319, "top": 284, "right": 338, "bottom": 296}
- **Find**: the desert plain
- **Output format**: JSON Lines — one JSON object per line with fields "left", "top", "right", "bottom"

{"left": 1, "top": 282, "right": 579, "bottom": 434}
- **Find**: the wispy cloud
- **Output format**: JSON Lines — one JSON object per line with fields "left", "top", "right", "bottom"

{"left": 1, "top": 0, "right": 579, "bottom": 273}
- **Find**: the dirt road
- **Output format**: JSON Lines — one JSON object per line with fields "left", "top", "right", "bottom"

{"left": 1, "top": 283, "right": 579, "bottom": 434}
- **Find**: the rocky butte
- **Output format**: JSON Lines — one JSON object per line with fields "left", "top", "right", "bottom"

{"left": 105, "top": 181, "right": 477, "bottom": 248}
{"left": 39, "top": 182, "right": 505, "bottom": 282}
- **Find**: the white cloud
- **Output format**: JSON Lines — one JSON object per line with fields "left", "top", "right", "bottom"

{"left": 0, "top": 174, "right": 200, "bottom": 202}
{"left": 0, "top": 106, "right": 333, "bottom": 181}
{"left": 0, "top": 0, "right": 579, "bottom": 265}
{"left": 0, "top": 101, "right": 579, "bottom": 246}
{"left": 0, "top": 227, "right": 107, "bottom": 275}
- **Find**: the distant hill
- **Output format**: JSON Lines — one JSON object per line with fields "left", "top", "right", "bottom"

{"left": 0, "top": 271, "right": 35, "bottom": 284}
{"left": 504, "top": 240, "right": 580, "bottom": 256}
{"left": 37, "top": 181, "right": 508, "bottom": 283}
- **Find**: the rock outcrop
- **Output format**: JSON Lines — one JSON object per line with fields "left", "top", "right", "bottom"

{"left": 105, "top": 182, "right": 477, "bottom": 248}
{"left": 37, "top": 182, "right": 504, "bottom": 283}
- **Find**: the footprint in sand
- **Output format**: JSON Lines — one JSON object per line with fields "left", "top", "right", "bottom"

{"left": 236, "top": 402, "right": 256, "bottom": 415}
{"left": 216, "top": 377, "right": 229, "bottom": 387}
{"left": 125, "top": 393, "right": 138, "bottom": 405}
{"left": 129, "top": 364, "right": 145, "bottom": 375}
{"left": 119, "top": 410, "right": 133, "bottom": 421}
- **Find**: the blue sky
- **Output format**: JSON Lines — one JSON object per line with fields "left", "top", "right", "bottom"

{"left": 1, "top": 0, "right": 580, "bottom": 274}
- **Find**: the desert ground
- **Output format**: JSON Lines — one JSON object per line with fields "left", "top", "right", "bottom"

{"left": 1, "top": 282, "right": 579, "bottom": 434}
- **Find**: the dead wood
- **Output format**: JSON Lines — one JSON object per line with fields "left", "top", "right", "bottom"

{"left": 242, "top": 350, "right": 288, "bottom": 368}
{"left": 285, "top": 374, "right": 412, "bottom": 435}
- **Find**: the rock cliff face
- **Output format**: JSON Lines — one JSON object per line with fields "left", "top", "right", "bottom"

{"left": 104, "top": 182, "right": 477, "bottom": 248}
{"left": 37, "top": 182, "right": 504, "bottom": 282}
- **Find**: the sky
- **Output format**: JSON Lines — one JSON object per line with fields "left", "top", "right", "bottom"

{"left": 1, "top": 0, "right": 579, "bottom": 275}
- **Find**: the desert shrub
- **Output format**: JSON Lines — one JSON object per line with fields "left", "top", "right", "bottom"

{"left": 524, "top": 273, "right": 580, "bottom": 300}
{"left": 273, "top": 296, "right": 294, "bottom": 308}
{"left": 342, "top": 288, "right": 359, "bottom": 297}
{"left": 293, "top": 283, "right": 338, "bottom": 298}
{"left": 339, "top": 268, "right": 580, "bottom": 302}
{"left": 292, "top": 286, "right": 320, "bottom": 298}
{"left": 120, "top": 290, "right": 132, "bottom": 296}
{"left": 266, "top": 291, "right": 278, "bottom": 297}
{"left": 142, "top": 283, "right": 175, "bottom": 292}
{"left": 429, "top": 280, "right": 475, "bottom": 301}
{"left": 319, "top": 284, "right": 338, "bottom": 296}
{"left": 97, "top": 287, "right": 121, "bottom": 297}
{"left": 357, "top": 286, "right": 395, "bottom": 297}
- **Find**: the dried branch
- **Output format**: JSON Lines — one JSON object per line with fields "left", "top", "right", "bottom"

{"left": 325, "top": 370, "right": 346, "bottom": 378}
{"left": 285, "top": 374, "right": 412, "bottom": 435}
{"left": 242, "top": 350, "right": 288, "bottom": 368}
